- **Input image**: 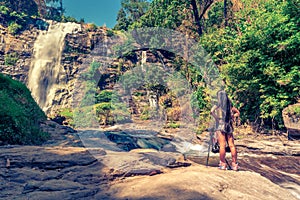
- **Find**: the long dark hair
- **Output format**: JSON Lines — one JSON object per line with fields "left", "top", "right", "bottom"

{"left": 217, "top": 90, "right": 232, "bottom": 123}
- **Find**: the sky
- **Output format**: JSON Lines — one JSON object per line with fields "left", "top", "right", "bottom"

{"left": 63, "top": 0, "right": 122, "bottom": 28}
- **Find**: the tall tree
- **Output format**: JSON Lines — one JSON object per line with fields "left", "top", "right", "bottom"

{"left": 114, "top": 8, "right": 130, "bottom": 30}
{"left": 45, "top": 0, "right": 63, "bottom": 18}
{"left": 114, "top": 0, "right": 149, "bottom": 30}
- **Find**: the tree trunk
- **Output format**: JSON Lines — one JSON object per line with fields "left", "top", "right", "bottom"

{"left": 191, "top": 0, "right": 214, "bottom": 36}
{"left": 191, "top": 0, "right": 203, "bottom": 35}
{"left": 224, "top": 0, "right": 228, "bottom": 27}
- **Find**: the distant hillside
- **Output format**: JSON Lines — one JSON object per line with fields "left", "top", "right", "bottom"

{"left": 0, "top": 73, "right": 48, "bottom": 145}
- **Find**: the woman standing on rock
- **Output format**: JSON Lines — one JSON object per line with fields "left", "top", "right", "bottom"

{"left": 210, "top": 89, "right": 240, "bottom": 171}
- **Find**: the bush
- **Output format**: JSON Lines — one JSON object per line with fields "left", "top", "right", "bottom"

{"left": 58, "top": 108, "right": 74, "bottom": 125}
{"left": 95, "top": 102, "right": 113, "bottom": 125}
{"left": 61, "top": 15, "right": 78, "bottom": 23}
{"left": 96, "top": 90, "right": 113, "bottom": 103}
{"left": 86, "top": 23, "right": 98, "bottom": 31}
{"left": 73, "top": 106, "right": 98, "bottom": 128}
{"left": 59, "top": 108, "right": 73, "bottom": 119}
{"left": 0, "top": 74, "right": 48, "bottom": 145}
{"left": 0, "top": 5, "right": 9, "bottom": 15}
{"left": 8, "top": 21, "right": 22, "bottom": 34}
{"left": 111, "top": 102, "right": 131, "bottom": 123}
{"left": 140, "top": 107, "right": 150, "bottom": 120}
{"left": 4, "top": 52, "right": 19, "bottom": 66}
{"left": 165, "top": 121, "right": 180, "bottom": 129}
{"left": 140, "top": 106, "right": 158, "bottom": 120}
{"left": 106, "top": 29, "right": 114, "bottom": 37}
{"left": 167, "top": 107, "right": 181, "bottom": 121}
{"left": 94, "top": 101, "right": 130, "bottom": 125}
{"left": 287, "top": 105, "right": 300, "bottom": 118}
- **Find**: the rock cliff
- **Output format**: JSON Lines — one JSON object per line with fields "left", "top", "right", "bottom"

{"left": 0, "top": 22, "right": 107, "bottom": 116}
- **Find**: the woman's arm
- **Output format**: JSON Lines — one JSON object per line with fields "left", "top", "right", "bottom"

{"left": 210, "top": 105, "right": 219, "bottom": 120}
{"left": 231, "top": 107, "right": 240, "bottom": 118}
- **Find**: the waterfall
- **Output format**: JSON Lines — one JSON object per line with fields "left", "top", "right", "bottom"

{"left": 28, "top": 21, "right": 81, "bottom": 113}
{"left": 141, "top": 51, "right": 147, "bottom": 66}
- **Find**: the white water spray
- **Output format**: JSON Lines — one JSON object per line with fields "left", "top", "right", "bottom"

{"left": 28, "top": 21, "right": 81, "bottom": 113}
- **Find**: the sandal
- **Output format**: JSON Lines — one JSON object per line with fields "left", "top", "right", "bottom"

{"left": 231, "top": 162, "right": 239, "bottom": 171}
{"left": 218, "top": 161, "right": 227, "bottom": 170}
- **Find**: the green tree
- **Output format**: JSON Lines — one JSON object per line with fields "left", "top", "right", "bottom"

{"left": 96, "top": 90, "right": 113, "bottom": 103}
{"left": 131, "top": 0, "right": 189, "bottom": 29}
{"left": 45, "top": 0, "right": 63, "bottom": 20}
{"left": 201, "top": 0, "right": 300, "bottom": 128}
{"left": 130, "top": 0, "right": 215, "bottom": 36}
{"left": 114, "top": 8, "right": 129, "bottom": 30}
{"left": 122, "top": 0, "right": 149, "bottom": 22}
{"left": 114, "top": 0, "right": 150, "bottom": 30}
{"left": 0, "top": 0, "right": 39, "bottom": 16}
{"left": 95, "top": 103, "right": 112, "bottom": 125}
{"left": 206, "top": 1, "right": 233, "bottom": 29}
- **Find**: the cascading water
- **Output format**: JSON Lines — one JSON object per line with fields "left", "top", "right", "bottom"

{"left": 28, "top": 21, "right": 81, "bottom": 113}
{"left": 141, "top": 50, "right": 147, "bottom": 68}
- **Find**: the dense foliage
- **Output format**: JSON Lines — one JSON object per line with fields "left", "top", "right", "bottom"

{"left": 201, "top": 0, "right": 300, "bottom": 128}
{"left": 0, "top": 0, "right": 39, "bottom": 16}
{"left": 115, "top": 0, "right": 299, "bottom": 129}
{"left": 130, "top": 0, "right": 188, "bottom": 29}
{"left": 0, "top": 74, "right": 48, "bottom": 144}
{"left": 0, "top": 5, "right": 33, "bottom": 34}
{"left": 73, "top": 62, "right": 130, "bottom": 127}
{"left": 0, "top": 0, "right": 78, "bottom": 34}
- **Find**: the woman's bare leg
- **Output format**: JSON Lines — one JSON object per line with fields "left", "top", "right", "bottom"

{"left": 227, "top": 134, "right": 237, "bottom": 164}
{"left": 217, "top": 131, "right": 226, "bottom": 164}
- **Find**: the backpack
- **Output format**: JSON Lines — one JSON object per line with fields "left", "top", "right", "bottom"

{"left": 211, "top": 131, "right": 231, "bottom": 153}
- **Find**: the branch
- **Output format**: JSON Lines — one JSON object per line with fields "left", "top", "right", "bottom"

{"left": 199, "top": 0, "right": 214, "bottom": 21}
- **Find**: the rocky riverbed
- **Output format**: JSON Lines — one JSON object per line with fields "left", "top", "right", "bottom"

{"left": 0, "top": 121, "right": 299, "bottom": 200}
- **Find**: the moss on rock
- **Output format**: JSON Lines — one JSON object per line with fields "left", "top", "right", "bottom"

{"left": 0, "top": 73, "right": 49, "bottom": 145}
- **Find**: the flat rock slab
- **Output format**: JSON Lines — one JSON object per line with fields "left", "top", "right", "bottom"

{"left": 0, "top": 144, "right": 191, "bottom": 199}
{"left": 107, "top": 165, "right": 298, "bottom": 200}
{"left": 0, "top": 146, "right": 98, "bottom": 169}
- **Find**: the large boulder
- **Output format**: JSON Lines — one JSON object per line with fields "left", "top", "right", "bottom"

{"left": 282, "top": 103, "right": 300, "bottom": 140}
